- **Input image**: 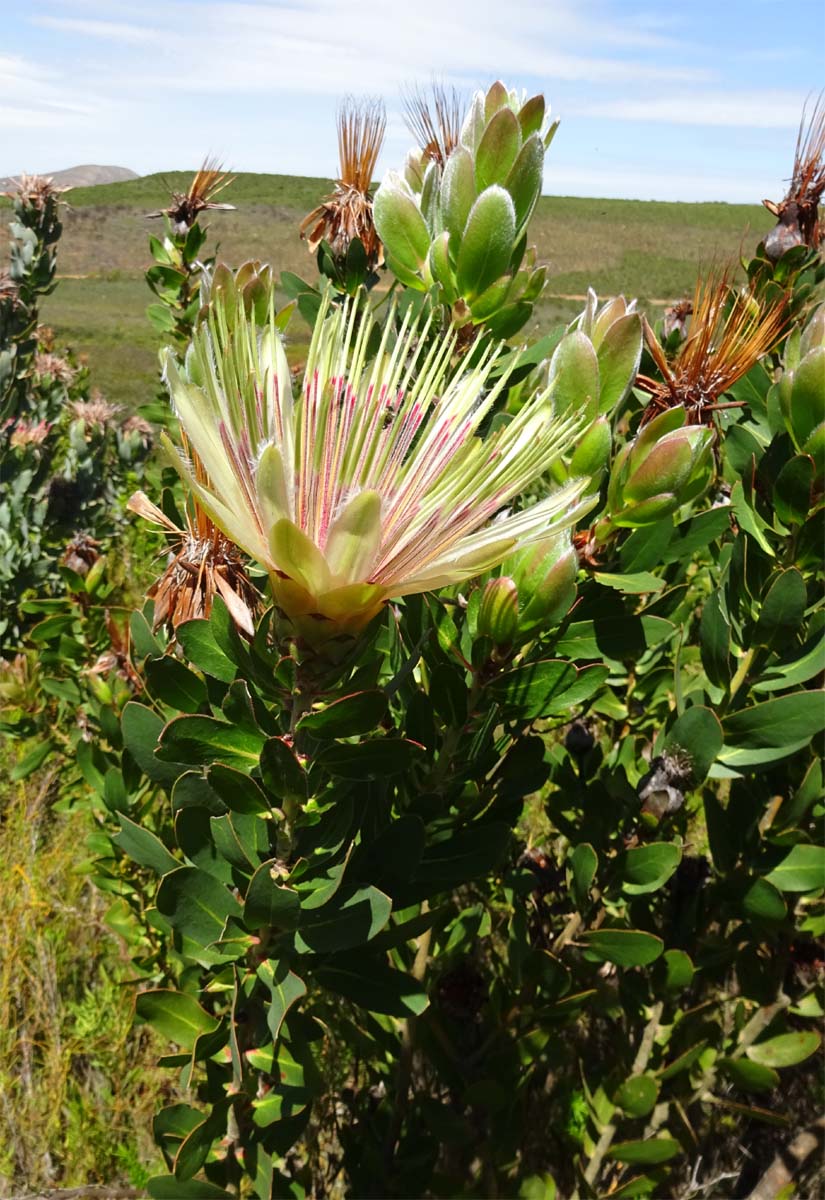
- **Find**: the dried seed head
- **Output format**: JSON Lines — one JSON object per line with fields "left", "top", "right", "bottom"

{"left": 763, "top": 93, "right": 825, "bottom": 259}
{"left": 402, "top": 82, "right": 464, "bottom": 169}
{"left": 148, "top": 157, "right": 236, "bottom": 233}
{"left": 300, "top": 98, "right": 386, "bottom": 267}
{"left": 639, "top": 267, "right": 787, "bottom": 424}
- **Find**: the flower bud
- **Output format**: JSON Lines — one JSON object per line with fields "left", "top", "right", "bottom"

{"left": 606, "top": 407, "right": 714, "bottom": 529}
{"left": 569, "top": 416, "right": 612, "bottom": 492}
{"left": 477, "top": 576, "right": 519, "bottom": 645}
{"left": 781, "top": 345, "right": 825, "bottom": 476}
{"left": 511, "top": 537, "right": 577, "bottom": 634}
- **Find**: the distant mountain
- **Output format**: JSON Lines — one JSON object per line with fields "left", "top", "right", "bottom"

{"left": 0, "top": 165, "right": 139, "bottom": 191}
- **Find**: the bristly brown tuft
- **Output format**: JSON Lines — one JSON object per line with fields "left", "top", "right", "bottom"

{"left": 637, "top": 267, "right": 788, "bottom": 425}
{"left": 403, "top": 82, "right": 464, "bottom": 169}
{"left": 763, "top": 94, "right": 825, "bottom": 260}
{"left": 300, "top": 98, "right": 386, "bottom": 266}
{"left": 128, "top": 490, "right": 260, "bottom": 636}
{"left": 1, "top": 174, "right": 67, "bottom": 206}
{"left": 148, "top": 157, "right": 236, "bottom": 233}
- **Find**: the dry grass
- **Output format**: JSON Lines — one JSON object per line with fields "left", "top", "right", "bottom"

{"left": 0, "top": 757, "right": 171, "bottom": 1196}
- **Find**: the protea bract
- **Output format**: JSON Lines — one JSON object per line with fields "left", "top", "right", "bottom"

{"left": 161, "top": 282, "right": 594, "bottom": 643}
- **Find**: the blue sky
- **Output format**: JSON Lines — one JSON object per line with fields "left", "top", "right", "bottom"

{"left": 1, "top": 0, "right": 823, "bottom": 201}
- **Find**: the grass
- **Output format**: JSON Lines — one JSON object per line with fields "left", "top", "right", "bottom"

{"left": 32, "top": 171, "right": 775, "bottom": 411}
{"left": 0, "top": 748, "right": 172, "bottom": 1196}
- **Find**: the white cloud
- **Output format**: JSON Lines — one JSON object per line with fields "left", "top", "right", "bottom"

{"left": 570, "top": 91, "right": 807, "bottom": 128}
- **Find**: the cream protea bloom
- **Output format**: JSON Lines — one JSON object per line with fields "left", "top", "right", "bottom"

{"left": 161, "top": 285, "right": 593, "bottom": 642}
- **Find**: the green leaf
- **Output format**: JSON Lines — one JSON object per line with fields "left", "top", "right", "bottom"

{"left": 488, "top": 658, "right": 577, "bottom": 719}
{"left": 210, "top": 811, "right": 268, "bottom": 873}
{"left": 10, "top": 740, "right": 54, "bottom": 781}
{"left": 743, "top": 877, "right": 787, "bottom": 922}
{"left": 294, "top": 886, "right": 392, "bottom": 953}
{"left": 112, "top": 814, "right": 179, "bottom": 876}
{"left": 593, "top": 571, "right": 664, "bottom": 595}
{"left": 751, "top": 629, "right": 825, "bottom": 693}
{"left": 580, "top": 929, "right": 664, "bottom": 966}
{"left": 260, "top": 737, "right": 306, "bottom": 802}
{"left": 147, "top": 1176, "right": 231, "bottom": 1199}
{"left": 664, "top": 706, "right": 723, "bottom": 784}
{"left": 660, "top": 949, "right": 694, "bottom": 991}
{"left": 503, "top": 132, "right": 544, "bottom": 232}
{"left": 719, "top": 1057, "right": 780, "bottom": 1092}
{"left": 765, "top": 844, "right": 825, "bottom": 893}
{"left": 555, "top": 615, "right": 675, "bottom": 662}
{"left": 614, "top": 1074, "right": 659, "bottom": 1118}
{"left": 244, "top": 861, "right": 301, "bottom": 930}
{"left": 257, "top": 959, "right": 307, "bottom": 1041}
{"left": 158, "top": 715, "right": 265, "bottom": 772}
{"left": 373, "top": 176, "right": 430, "bottom": 273}
{"left": 297, "top": 690, "right": 388, "bottom": 738}
{"left": 475, "top": 106, "right": 521, "bottom": 191}
{"left": 596, "top": 313, "right": 642, "bottom": 413}
{"left": 518, "top": 1173, "right": 556, "bottom": 1200}
{"left": 547, "top": 331, "right": 600, "bottom": 421}
{"left": 700, "top": 590, "right": 731, "bottom": 688}
{"left": 455, "top": 186, "right": 516, "bottom": 301}
{"left": 313, "top": 955, "right": 429, "bottom": 1017}
{"left": 774, "top": 454, "right": 814, "bottom": 526}
{"left": 395, "top": 822, "right": 511, "bottom": 904}
{"left": 570, "top": 843, "right": 597, "bottom": 910}
{"left": 608, "top": 1138, "right": 681, "bottom": 1165}
{"left": 176, "top": 618, "right": 237, "bottom": 682}
{"left": 174, "top": 1097, "right": 231, "bottom": 1180}
{"left": 755, "top": 569, "right": 807, "bottom": 643}
{"left": 156, "top": 866, "right": 243, "bottom": 948}
{"left": 747, "top": 1030, "right": 821, "bottom": 1068}
{"left": 440, "top": 147, "right": 476, "bottom": 251}
{"left": 659, "top": 1041, "right": 707, "bottom": 1080}
{"left": 130, "top": 609, "right": 162, "bottom": 658}
{"left": 621, "top": 844, "right": 681, "bottom": 895}
{"left": 723, "top": 693, "right": 825, "bottom": 755}
{"left": 121, "top": 702, "right": 185, "bottom": 786}
{"left": 316, "top": 738, "right": 424, "bottom": 781}
{"left": 145, "top": 655, "right": 207, "bottom": 713}
{"left": 135, "top": 989, "right": 219, "bottom": 1049}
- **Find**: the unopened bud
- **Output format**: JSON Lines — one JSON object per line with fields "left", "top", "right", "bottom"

{"left": 606, "top": 406, "right": 713, "bottom": 529}
{"left": 477, "top": 576, "right": 519, "bottom": 645}
{"left": 506, "top": 535, "right": 577, "bottom": 637}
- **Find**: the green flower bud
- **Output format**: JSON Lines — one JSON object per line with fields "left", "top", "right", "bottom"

{"left": 506, "top": 535, "right": 578, "bottom": 637}
{"left": 781, "top": 345, "right": 825, "bottom": 475}
{"left": 605, "top": 407, "right": 714, "bottom": 529}
{"left": 477, "top": 576, "right": 519, "bottom": 645}
{"left": 570, "top": 416, "right": 612, "bottom": 493}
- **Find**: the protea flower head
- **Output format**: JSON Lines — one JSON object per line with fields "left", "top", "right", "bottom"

{"left": 300, "top": 98, "right": 386, "bottom": 268}
{"left": 638, "top": 268, "right": 787, "bottom": 426}
{"left": 160, "top": 283, "right": 595, "bottom": 645}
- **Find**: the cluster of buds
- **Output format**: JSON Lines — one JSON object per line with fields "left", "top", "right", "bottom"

{"left": 777, "top": 304, "right": 824, "bottom": 480}
{"left": 596, "top": 406, "right": 714, "bottom": 538}
{"left": 374, "top": 82, "right": 556, "bottom": 338}
{"left": 477, "top": 535, "right": 577, "bottom": 648}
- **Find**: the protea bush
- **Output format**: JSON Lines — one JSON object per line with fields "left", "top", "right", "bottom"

{"left": 4, "top": 80, "right": 824, "bottom": 1200}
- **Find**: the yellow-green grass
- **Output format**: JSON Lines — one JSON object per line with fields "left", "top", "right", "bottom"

{"left": 0, "top": 752, "right": 172, "bottom": 1196}
{"left": 34, "top": 171, "right": 774, "bottom": 412}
